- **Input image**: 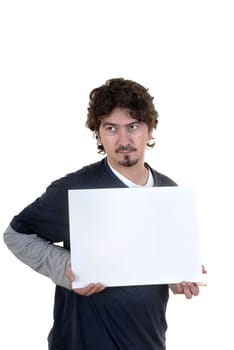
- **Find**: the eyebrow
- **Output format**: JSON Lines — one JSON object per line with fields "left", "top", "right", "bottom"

{"left": 101, "top": 120, "right": 140, "bottom": 127}
{"left": 102, "top": 122, "right": 117, "bottom": 127}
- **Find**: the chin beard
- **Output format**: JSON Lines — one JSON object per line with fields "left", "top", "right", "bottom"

{"left": 118, "top": 155, "right": 138, "bottom": 167}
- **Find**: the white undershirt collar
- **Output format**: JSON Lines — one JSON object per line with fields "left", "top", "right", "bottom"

{"left": 107, "top": 161, "right": 154, "bottom": 188}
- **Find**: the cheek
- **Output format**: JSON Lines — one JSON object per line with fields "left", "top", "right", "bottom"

{"left": 99, "top": 138, "right": 115, "bottom": 151}
{"left": 139, "top": 133, "right": 152, "bottom": 144}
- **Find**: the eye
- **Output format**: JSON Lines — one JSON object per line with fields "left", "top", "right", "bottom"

{"left": 128, "top": 123, "right": 140, "bottom": 132}
{"left": 105, "top": 125, "right": 117, "bottom": 134}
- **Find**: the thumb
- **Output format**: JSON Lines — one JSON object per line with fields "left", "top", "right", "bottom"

{"left": 65, "top": 263, "right": 75, "bottom": 288}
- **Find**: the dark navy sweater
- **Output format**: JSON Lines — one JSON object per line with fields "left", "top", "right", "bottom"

{"left": 11, "top": 158, "right": 176, "bottom": 350}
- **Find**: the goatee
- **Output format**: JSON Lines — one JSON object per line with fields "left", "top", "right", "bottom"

{"left": 118, "top": 155, "right": 138, "bottom": 167}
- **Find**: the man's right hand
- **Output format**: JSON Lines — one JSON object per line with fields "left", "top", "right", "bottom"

{"left": 65, "top": 264, "right": 106, "bottom": 296}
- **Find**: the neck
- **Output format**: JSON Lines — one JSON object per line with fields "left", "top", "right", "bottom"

{"left": 107, "top": 159, "right": 149, "bottom": 186}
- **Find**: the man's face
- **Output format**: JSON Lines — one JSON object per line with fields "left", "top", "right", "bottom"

{"left": 97, "top": 108, "right": 153, "bottom": 171}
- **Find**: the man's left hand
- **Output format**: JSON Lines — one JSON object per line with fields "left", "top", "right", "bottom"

{"left": 170, "top": 265, "right": 207, "bottom": 299}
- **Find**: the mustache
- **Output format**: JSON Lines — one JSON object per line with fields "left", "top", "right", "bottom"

{"left": 115, "top": 145, "right": 137, "bottom": 153}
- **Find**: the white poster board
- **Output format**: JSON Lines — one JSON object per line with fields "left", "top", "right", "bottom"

{"left": 68, "top": 186, "right": 203, "bottom": 288}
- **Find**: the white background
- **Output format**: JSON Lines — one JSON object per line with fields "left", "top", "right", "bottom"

{"left": 0, "top": 1, "right": 233, "bottom": 349}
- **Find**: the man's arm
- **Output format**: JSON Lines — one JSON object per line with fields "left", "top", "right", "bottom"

{"left": 4, "top": 225, "right": 106, "bottom": 295}
{"left": 3, "top": 225, "right": 71, "bottom": 289}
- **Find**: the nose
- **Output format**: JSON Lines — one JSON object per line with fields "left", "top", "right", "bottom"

{"left": 117, "top": 127, "right": 130, "bottom": 145}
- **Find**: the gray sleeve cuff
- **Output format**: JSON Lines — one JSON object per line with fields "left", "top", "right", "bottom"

{"left": 3, "top": 225, "right": 71, "bottom": 289}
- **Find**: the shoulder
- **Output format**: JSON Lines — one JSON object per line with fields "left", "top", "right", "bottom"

{"left": 148, "top": 165, "right": 177, "bottom": 187}
{"left": 49, "top": 160, "right": 106, "bottom": 189}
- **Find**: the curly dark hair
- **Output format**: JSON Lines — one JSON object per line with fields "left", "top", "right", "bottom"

{"left": 86, "top": 78, "right": 159, "bottom": 153}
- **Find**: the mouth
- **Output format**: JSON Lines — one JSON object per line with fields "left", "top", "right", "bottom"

{"left": 118, "top": 150, "right": 133, "bottom": 154}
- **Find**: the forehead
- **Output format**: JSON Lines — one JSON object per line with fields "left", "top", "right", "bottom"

{"left": 100, "top": 108, "right": 137, "bottom": 125}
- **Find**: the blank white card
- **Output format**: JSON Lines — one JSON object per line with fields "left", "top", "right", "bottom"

{"left": 68, "top": 186, "right": 203, "bottom": 288}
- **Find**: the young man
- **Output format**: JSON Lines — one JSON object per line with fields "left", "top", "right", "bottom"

{"left": 4, "top": 78, "right": 203, "bottom": 349}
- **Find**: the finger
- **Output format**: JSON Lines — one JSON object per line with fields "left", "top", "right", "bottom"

{"left": 202, "top": 265, "right": 207, "bottom": 274}
{"left": 190, "top": 283, "right": 200, "bottom": 296}
{"left": 73, "top": 283, "right": 105, "bottom": 296}
{"left": 66, "top": 270, "right": 74, "bottom": 282}
{"left": 182, "top": 282, "right": 199, "bottom": 298}
{"left": 73, "top": 283, "right": 96, "bottom": 296}
{"left": 65, "top": 265, "right": 75, "bottom": 288}
{"left": 86, "top": 283, "right": 106, "bottom": 296}
{"left": 170, "top": 283, "right": 183, "bottom": 294}
{"left": 181, "top": 283, "right": 193, "bottom": 299}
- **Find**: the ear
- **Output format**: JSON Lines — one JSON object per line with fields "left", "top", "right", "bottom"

{"left": 148, "top": 129, "right": 154, "bottom": 141}
{"left": 96, "top": 132, "right": 102, "bottom": 145}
